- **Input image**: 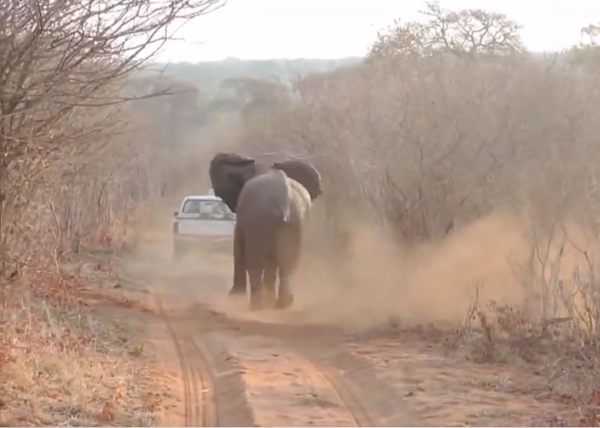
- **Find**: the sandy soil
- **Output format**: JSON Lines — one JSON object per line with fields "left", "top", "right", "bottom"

{"left": 87, "top": 226, "right": 587, "bottom": 427}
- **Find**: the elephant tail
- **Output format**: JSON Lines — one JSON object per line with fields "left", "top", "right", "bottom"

{"left": 242, "top": 222, "right": 280, "bottom": 270}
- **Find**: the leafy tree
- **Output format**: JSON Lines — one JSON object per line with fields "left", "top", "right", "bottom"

{"left": 369, "top": 1, "right": 524, "bottom": 60}
{"left": 566, "top": 23, "right": 600, "bottom": 71}
{"left": 582, "top": 24, "right": 600, "bottom": 46}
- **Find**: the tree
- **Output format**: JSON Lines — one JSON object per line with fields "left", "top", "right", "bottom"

{"left": 126, "top": 76, "right": 204, "bottom": 145}
{"left": 0, "top": 0, "right": 224, "bottom": 166}
{"left": 369, "top": 1, "right": 524, "bottom": 60}
{"left": 582, "top": 23, "right": 600, "bottom": 46}
{"left": 220, "top": 78, "right": 291, "bottom": 125}
{"left": 566, "top": 23, "right": 600, "bottom": 71}
{"left": 0, "top": 0, "right": 226, "bottom": 269}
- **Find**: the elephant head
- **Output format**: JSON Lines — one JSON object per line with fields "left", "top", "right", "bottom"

{"left": 209, "top": 152, "right": 258, "bottom": 213}
{"left": 209, "top": 153, "right": 323, "bottom": 212}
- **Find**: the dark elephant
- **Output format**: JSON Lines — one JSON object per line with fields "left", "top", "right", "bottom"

{"left": 208, "top": 153, "right": 323, "bottom": 310}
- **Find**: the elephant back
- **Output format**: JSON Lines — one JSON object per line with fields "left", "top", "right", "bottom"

{"left": 236, "top": 169, "right": 291, "bottom": 228}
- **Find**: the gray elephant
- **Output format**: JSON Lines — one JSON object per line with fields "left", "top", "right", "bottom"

{"left": 209, "top": 153, "right": 323, "bottom": 310}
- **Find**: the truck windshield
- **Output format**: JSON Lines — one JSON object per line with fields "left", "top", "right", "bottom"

{"left": 182, "top": 199, "right": 234, "bottom": 220}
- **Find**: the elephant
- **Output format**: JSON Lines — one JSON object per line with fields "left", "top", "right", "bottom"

{"left": 208, "top": 153, "right": 323, "bottom": 310}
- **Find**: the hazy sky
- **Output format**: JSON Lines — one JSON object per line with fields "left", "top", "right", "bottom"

{"left": 157, "top": 0, "right": 600, "bottom": 62}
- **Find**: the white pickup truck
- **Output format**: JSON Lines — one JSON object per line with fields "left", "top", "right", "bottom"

{"left": 172, "top": 194, "right": 236, "bottom": 260}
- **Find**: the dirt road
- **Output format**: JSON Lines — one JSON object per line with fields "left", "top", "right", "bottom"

{"left": 95, "top": 245, "right": 575, "bottom": 426}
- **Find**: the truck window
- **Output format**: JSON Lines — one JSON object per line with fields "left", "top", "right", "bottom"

{"left": 182, "top": 199, "right": 233, "bottom": 220}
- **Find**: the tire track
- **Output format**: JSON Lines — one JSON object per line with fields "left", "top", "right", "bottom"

{"left": 209, "top": 329, "right": 418, "bottom": 427}
{"left": 298, "top": 356, "right": 373, "bottom": 427}
{"left": 309, "top": 359, "right": 374, "bottom": 426}
{"left": 99, "top": 250, "right": 415, "bottom": 426}
{"left": 211, "top": 335, "right": 359, "bottom": 426}
{"left": 192, "top": 335, "right": 256, "bottom": 427}
{"left": 200, "top": 314, "right": 420, "bottom": 426}
{"left": 303, "top": 349, "right": 421, "bottom": 426}
{"left": 154, "top": 293, "right": 417, "bottom": 426}
{"left": 188, "top": 338, "right": 218, "bottom": 426}
{"left": 154, "top": 295, "right": 217, "bottom": 426}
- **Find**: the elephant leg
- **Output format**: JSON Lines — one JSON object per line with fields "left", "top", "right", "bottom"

{"left": 262, "top": 258, "right": 278, "bottom": 309}
{"left": 276, "top": 225, "right": 301, "bottom": 310}
{"left": 229, "top": 224, "right": 246, "bottom": 296}
{"left": 248, "top": 269, "right": 265, "bottom": 311}
{"left": 277, "top": 275, "right": 295, "bottom": 309}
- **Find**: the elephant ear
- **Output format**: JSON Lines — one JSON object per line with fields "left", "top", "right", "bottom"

{"left": 209, "top": 153, "right": 256, "bottom": 212}
{"left": 272, "top": 159, "right": 323, "bottom": 200}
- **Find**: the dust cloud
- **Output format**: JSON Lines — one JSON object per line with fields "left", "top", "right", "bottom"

{"left": 124, "top": 199, "right": 593, "bottom": 333}
{"left": 199, "top": 212, "right": 534, "bottom": 331}
{"left": 264, "top": 212, "right": 532, "bottom": 330}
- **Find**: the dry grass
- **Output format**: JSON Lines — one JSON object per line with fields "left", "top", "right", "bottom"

{"left": 0, "top": 270, "right": 168, "bottom": 426}
{"left": 438, "top": 286, "right": 600, "bottom": 426}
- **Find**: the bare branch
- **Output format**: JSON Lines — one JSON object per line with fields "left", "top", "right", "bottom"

{"left": 369, "top": 1, "right": 524, "bottom": 60}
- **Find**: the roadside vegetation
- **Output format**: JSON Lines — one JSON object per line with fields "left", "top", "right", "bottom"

{"left": 0, "top": 0, "right": 224, "bottom": 424}
{"left": 2, "top": 0, "right": 600, "bottom": 424}
{"left": 220, "top": 3, "right": 600, "bottom": 423}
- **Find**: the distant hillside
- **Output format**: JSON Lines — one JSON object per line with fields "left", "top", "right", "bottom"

{"left": 138, "top": 57, "right": 363, "bottom": 96}
{"left": 124, "top": 57, "right": 364, "bottom": 148}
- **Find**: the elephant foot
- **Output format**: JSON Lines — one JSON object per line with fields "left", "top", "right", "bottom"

{"left": 263, "top": 287, "right": 277, "bottom": 309}
{"left": 275, "top": 292, "right": 294, "bottom": 310}
{"left": 228, "top": 284, "right": 246, "bottom": 297}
